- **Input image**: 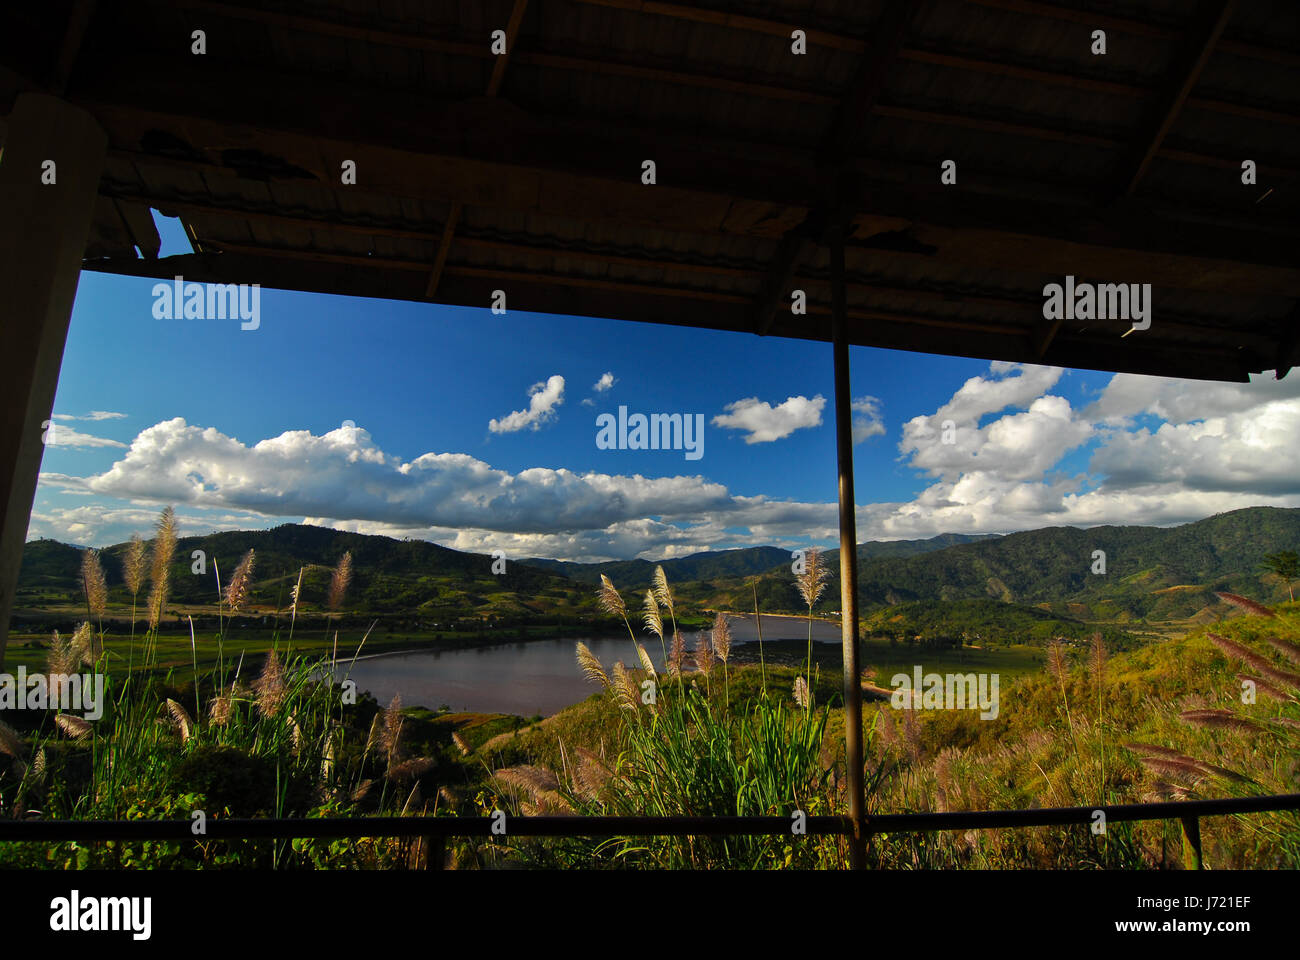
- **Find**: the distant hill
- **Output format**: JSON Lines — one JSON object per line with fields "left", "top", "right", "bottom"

{"left": 523, "top": 533, "right": 1000, "bottom": 590}
{"left": 17, "top": 524, "right": 583, "bottom": 621}
{"left": 721, "top": 507, "right": 1300, "bottom": 620}
{"left": 521, "top": 546, "right": 793, "bottom": 587}
{"left": 856, "top": 532, "right": 1002, "bottom": 561}
{"left": 18, "top": 507, "right": 1299, "bottom": 631}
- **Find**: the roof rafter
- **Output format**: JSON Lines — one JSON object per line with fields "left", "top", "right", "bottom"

{"left": 425, "top": 0, "right": 529, "bottom": 299}
{"left": 77, "top": 247, "right": 1261, "bottom": 383}
{"left": 73, "top": 65, "right": 1300, "bottom": 297}
{"left": 1119, "top": 0, "right": 1238, "bottom": 196}
{"left": 573, "top": 0, "right": 1295, "bottom": 68}
{"left": 752, "top": 1, "right": 928, "bottom": 335}
{"left": 173, "top": 0, "right": 1300, "bottom": 126}
{"left": 96, "top": 186, "right": 1280, "bottom": 353}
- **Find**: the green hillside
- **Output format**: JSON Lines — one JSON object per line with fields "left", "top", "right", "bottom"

{"left": 520, "top": 545, "right": 791, "bottom": 587}
{"left": 849, "top": 506, "right": 1300, "bottom": 619}
{"left": 864, "top": 598, "right": 1142, "bottom": 650}
{"left": 709, "top": 506, "right": 1300, "bottom": 623}
{"left": 857, "top": 532, "right": 1002, "bottom": 560}
{"left": 17, "top": 523, "right": 587, "bottom": 623}
{"left": 522, "top": 533, "right": 1001, "bottom": 597}
{"left": 17, "top": 507, "right": 1299, "bottom": 640}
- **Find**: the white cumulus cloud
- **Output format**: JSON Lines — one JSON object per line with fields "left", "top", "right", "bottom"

{"left": 852, "top": 396, "right": 885, "bottom": 444}
{"left": 44, "top": 425, "right": 128, "bottom": 449}
{"left": 713, "top": 395, "right": 825, "bottom": 444}
{"left": 28, "top": 364, "right": 1300, "bottom": 558}
{"left": 53, "top": 411, "right": 128, "bottom": 422}
{"left": 488, "top": 375, "right": 565, "bottom": 433}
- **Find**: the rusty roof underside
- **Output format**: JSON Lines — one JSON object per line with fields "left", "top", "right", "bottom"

{"left": 2, "top": 0, "right": 1298, "bottom": 382}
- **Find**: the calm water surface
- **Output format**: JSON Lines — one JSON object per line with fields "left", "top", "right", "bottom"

{"left": 332, "top": 614, "right": 841, "bottom": 716}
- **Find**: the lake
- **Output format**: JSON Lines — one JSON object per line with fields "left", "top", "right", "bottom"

{"left": 330, "top": 613, "right": 842, "bottom": 716}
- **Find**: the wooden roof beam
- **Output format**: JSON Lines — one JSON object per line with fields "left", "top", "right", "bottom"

{"left": 55, "top": 0, "right": 97, "bottom": 96}
{"left": 566, "top": 0, "right": 863, "bottom": 52}
{"left": 71, "top": 64, "right": 1300, "bottom": 292}
{"left": 1119, "top": 1, "right": 1237, "bottom": 196}
{"left": 1276, "top": 305, "right": 1300, "bottom": 380}
{"left": 821, "top": 3, "right": 926, "bottom": 153}
{"left": 170, "top": 0, "right": 1300, "bottom": 120}
{"left": 107, "top": 190, "right": 445, "bottom": 242}
{"left": 487, "top": 0, "right": 530, "bottom": 97}
{"left": 90, "top": 193, "right": 1283, "bottom": 350}
{"left": 754, "top": 1, "right": 927, "bottom": 335}
{"left": 870, "top": 103, "right": 1300, "bottom": 180}
{"left": 77, "top": 250, "right": 1261, "bottom": 382}
{"left": 572, "top": 0, "right": 1295, "bottom": 68}
{"left": 426, "top": 0, "right": 529, "bottom": 298}
{"left": 751, "top": 229, "right": 817, "bottom": 335}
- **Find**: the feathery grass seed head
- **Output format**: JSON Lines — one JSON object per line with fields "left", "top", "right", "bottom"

{"left": 70, "top": 621, "right": 100, "bottom": 667}
{"left": 81, "top": 548, "right": 107, "bottom": 617}
{"left": 712, "top": 613, "right": 732, "bottom": 664}
{"left": 255, "top": 649, "right": 286, "bottom": 717}
{"left": 1215, "top": 592, "right": 1276, "bottom": 618}
{"left": 598, "top": 574, "right": 627, "bottom": 620}
{"left": 795, "top": 547, "right": 829, "bottom": 609}
{"left": 55, "top": 714, "right": 93, "bottom": 741}
{"left": 166, "top": 698, "right": 194, "bottom": 742}
{"left": 123, "top": 534, "right": 147, "bottom": 596}
{"left": 793, "top": 675, "right": 810, "bottom": 709}
{"left": 0, "top": 719, "right": 24, "bottom": 758}
{"left": 667, "top": 631, "right": 686, "bottom": 677}
{"left": 1263, "top": 636, "right": 1300, "bottom": 667}
{"left": 381, "top": 693, "right": 404, "bottom": 761}
{"left": 146, "top": 507, "right": 178, "bottom": 629}
{"left": 45, "top": 630, "right": 77, "bottom": 678}
{"left": 328, "top": 552, "right": 353, "bottom": 610}
{"left": 1045, "top": 639, "right": 1069, "bottom": 683}
{"left": 1088, "top": 633, "right": 1106, "bottom": 687}
{"left": 642, "top": 590, "right": 664, "bottom": 640}
{"left": 208, "top": 693, "right": 233, "bottom": 726}
{"left": 635, "top": 642, "right": 657, "bottom": 680}
{"left": 652, "top": 565, "right": 675, "bottom": 619}
{"left": 694, "top": 633, "right": 714, "bottom": 676}
{"left": 576, "top": 642, "right": 609, "bottom": 688}
{"left": 225, "top": 549, "right": 255, "bottom": 612}
{"left": 611, "top": 661, "right": 640, "bottom": 710}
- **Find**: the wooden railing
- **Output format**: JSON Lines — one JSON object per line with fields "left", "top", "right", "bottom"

{"left": 4, "top": 792, "right": 1296, "bottom": 869}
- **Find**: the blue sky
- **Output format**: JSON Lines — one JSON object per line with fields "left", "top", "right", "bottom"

{"left": 29, "top": 215, "right": 1300, "bottom": 560}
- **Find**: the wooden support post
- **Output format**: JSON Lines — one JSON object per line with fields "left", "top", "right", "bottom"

{"left": 830, "top": 223, "right": 866, "bottom": 870}
{"left": 422, "top": 833, "right": 445, "bottom": 869}
{"left": 0, "top": 94, "right": 107, "bottom": 669}
{"left": 1180, "top": 815, "right": 1203, "bottom": 870}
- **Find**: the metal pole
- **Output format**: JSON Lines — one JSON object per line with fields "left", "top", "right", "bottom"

{"left": 829, "top": 223, "right": 866, "bottom": 869}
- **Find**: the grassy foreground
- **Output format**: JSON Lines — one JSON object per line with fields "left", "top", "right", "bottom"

{"left": 1, "top": 511, "right": 1296, "bottom": 869}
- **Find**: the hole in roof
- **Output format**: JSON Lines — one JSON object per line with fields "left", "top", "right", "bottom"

{"left": 150, "top": 208, "right": 195, "bottom": 256}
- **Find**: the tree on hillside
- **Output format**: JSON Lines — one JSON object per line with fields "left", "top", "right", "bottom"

{"left": 1261, "top": 550, "right": 1300, "bottom": 601}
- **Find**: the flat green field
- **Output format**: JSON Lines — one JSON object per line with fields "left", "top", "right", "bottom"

{"left": 2, "top": 619, "right": 582, "bottom": 678}
{"left": 710, "top": 634, "right": 1046, "bottom": 681}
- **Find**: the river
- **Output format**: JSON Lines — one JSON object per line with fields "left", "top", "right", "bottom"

{"left": 329, "top": 613, "right": 841, "bottom": 716}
